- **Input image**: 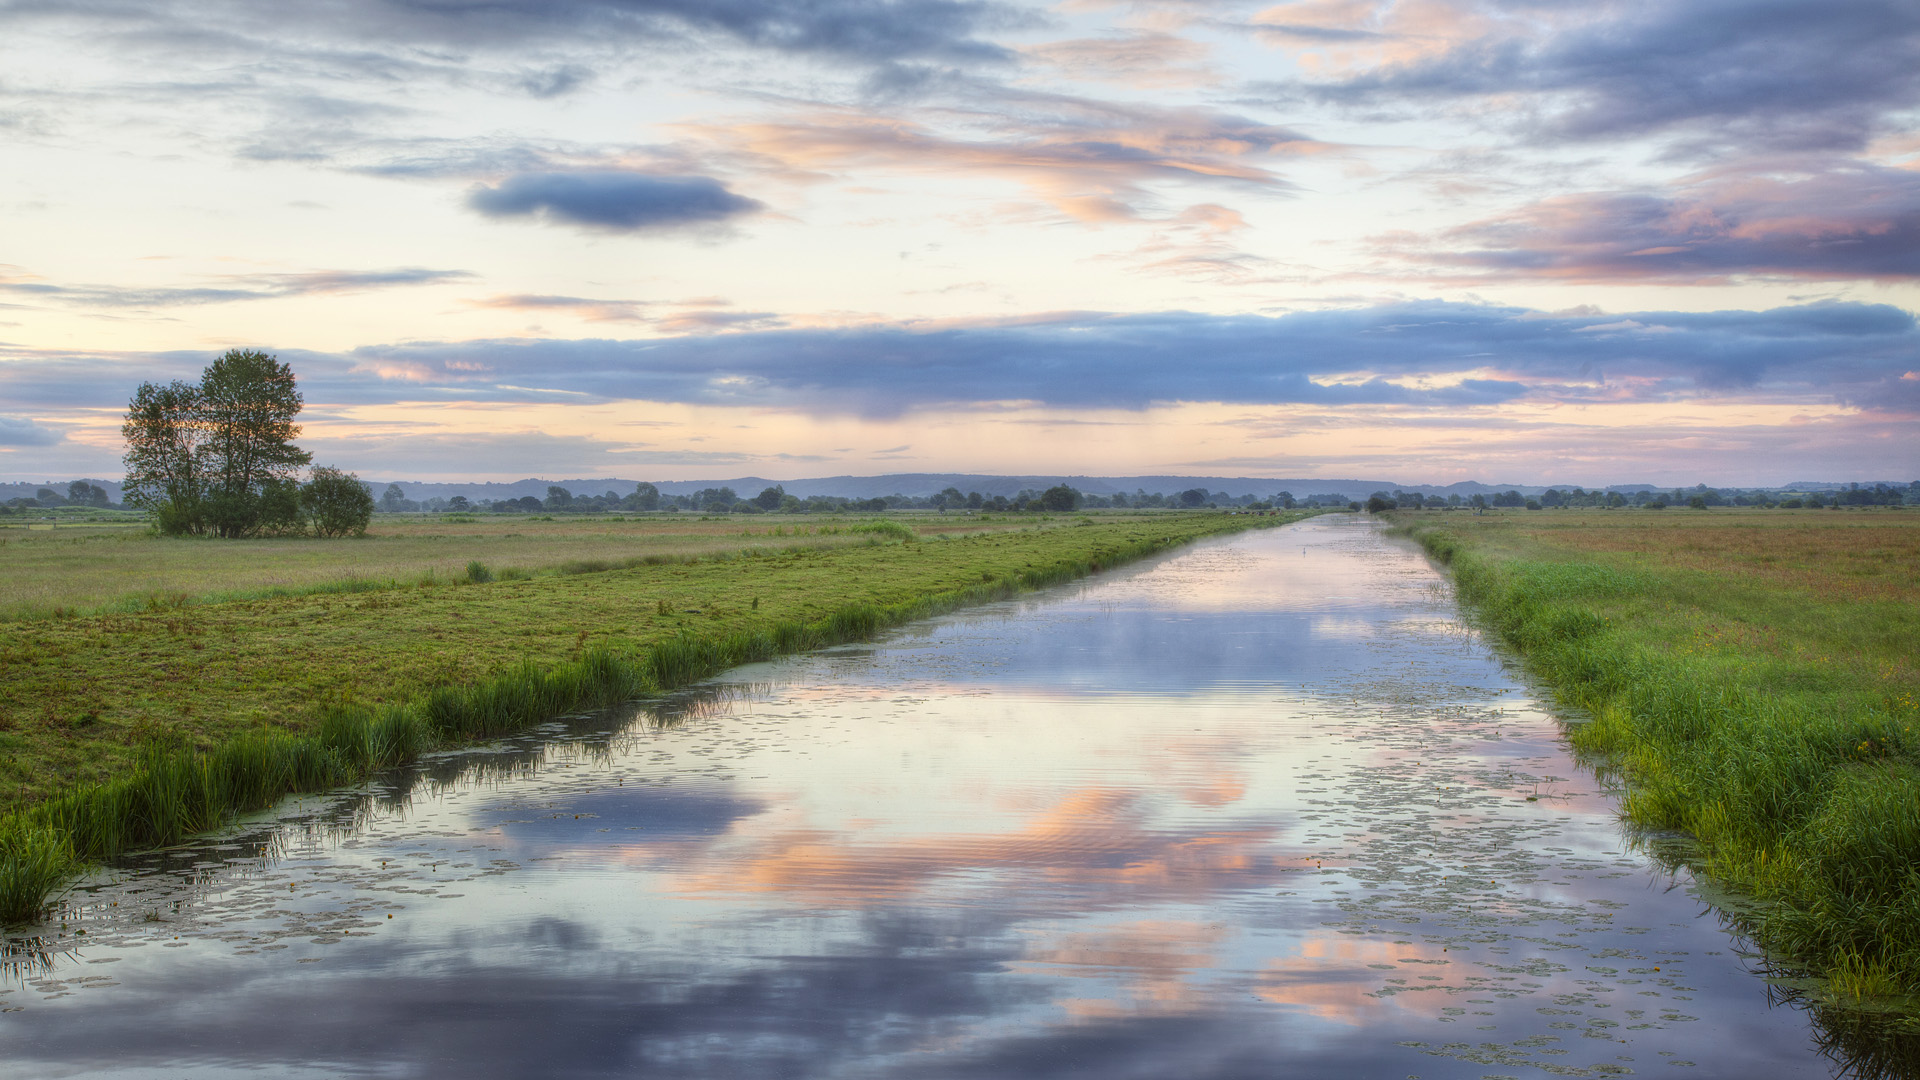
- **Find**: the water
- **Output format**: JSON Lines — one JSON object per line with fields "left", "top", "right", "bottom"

{"left": 0, "top": 516, "right": 1861, "bottom": 1077}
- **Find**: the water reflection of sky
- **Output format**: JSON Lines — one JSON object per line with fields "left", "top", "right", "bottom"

{"left": 1, "top": 517, "right": 1845, "bottom": 1078}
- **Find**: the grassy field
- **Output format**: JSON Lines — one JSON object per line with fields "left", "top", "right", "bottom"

{"left": 0, "top": 512, "right": 1024, "bottom": 621}
{"left": 1394, "top": 507, "right": 1920, "bottom": 1017}
{"left": 0, "top": 509, "right": 1310, "bottom": 920}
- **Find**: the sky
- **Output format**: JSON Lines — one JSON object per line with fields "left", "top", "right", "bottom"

{"left": 1, "top": 0, "right": 1916, "bottom": 487}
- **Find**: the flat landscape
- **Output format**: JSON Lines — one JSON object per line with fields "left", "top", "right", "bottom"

{"left": 0, "top": 512, "right": 1026, "bottom": 621}
{"left": 0, "top": 510, "right": 1287, "bottom": 807}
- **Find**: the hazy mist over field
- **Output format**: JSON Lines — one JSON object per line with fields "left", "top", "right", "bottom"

{"left": 1, "top": 0, "right": 1915, "bottom": 486}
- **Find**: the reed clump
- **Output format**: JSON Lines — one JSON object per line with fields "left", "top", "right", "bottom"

{"left": 1396, "top": 510, "right": 1920, "bottom": 1009}
{"left": 0, "top": 511, "right": 1314, "bottom": 923}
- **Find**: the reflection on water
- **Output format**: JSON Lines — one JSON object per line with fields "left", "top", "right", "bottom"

{"left": 0, "top": 517, "right": 1889, "bottom": 1078}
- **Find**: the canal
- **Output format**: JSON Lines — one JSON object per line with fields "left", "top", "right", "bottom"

{"left": 1, "top": 516, "right": 1849, "bottom": 1077}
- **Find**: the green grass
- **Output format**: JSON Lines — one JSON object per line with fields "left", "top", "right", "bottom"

{"left": 0, "top": 512, "right": 1034, "bottom": 621}
{"left": 0, "top": 510, "right": 1316, "bottom": 922}
{"left": 1393, "top": 508, "right": 1920, "bottom": 1019}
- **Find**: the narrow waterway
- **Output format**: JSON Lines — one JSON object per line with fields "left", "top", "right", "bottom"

{"left": 1, "top": 516, "right": 1853, "bottom": 1078}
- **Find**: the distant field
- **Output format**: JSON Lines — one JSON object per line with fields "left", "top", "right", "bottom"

{"left": 0, "top": 512, "right": 1043, "bottom": 621}
{"left": 1396, "top": 506, "right": 1920, "bottom": 1007}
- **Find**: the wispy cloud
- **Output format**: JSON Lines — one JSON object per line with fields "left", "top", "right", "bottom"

{"left": 2, "top": 0, "right": 1028, "bottom": 68}
{"left": 693, "top": 95, "right": 1318, "bottom": 222}
{"left": 1257, "top": 0, "right": 1920, "bottom": 155}
{"left": 0, "top": 265, "right": 473, "bottom": 309}
{"left": 1377, "top": 164, "right": 1920, "bottom": 283}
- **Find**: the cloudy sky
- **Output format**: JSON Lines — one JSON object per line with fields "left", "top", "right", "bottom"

{"left": 2, "top": 0, "right": 1916, "bottom": 485}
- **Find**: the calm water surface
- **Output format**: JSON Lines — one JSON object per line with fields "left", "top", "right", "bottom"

{"left": 2, "top": 516, "right": 1849, "bottom": 1077}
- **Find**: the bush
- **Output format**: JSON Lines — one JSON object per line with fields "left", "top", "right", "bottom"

{"left": 303, "top": 466, "right": 374, "bottom": 537}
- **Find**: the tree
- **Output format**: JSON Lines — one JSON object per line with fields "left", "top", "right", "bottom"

{"left": 199, "top": 350, "right": 311, "bottom": 537}
{"left": 447, "top": 495, "right": 470, "bottom": 511}
{"left": 1365, "top": 495, "right": 1392, "bottom": 513}
{"left": 1178, "top": 487, "right": 1209, "bottom": 508}
{"left": 68, "top": 481, "right": 108, "bottom": 507}
{"left": 122, "top": 350, "right": 311, "bottom": 537}
{"left": 301, "top": 467, "right": 374, "bottom": 537}
{"left": 626, "top": 482, "right": 661, "bottom": 511}
{"left": 381, "top": 484, "right": 410, "bottom": 513}
{"left": 121, "top": 380, "right": 209, "bottom": 533}
{"left": 1040, "top": 485, "right": 1078, "bottom": 512}
{"left": 754, "top": 485, "right": 786, "bottom": 511}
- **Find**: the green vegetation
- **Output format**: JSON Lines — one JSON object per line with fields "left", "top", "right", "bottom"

{"left": 0, "top": 509, "right": 1314, "bottom": 921}
{"left": 1394, "top": 508, "right": 1920, "bottom": 1017}
{"left": 121, "top": 349, "right": 374, "bottom": 538}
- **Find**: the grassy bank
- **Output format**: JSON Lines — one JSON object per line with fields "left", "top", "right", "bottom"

{"left": 1393, "top": 508, "right": 1920, "bottom": 1013}
{"left": 0, "top": 510, "right": 1312, "bottom": 922}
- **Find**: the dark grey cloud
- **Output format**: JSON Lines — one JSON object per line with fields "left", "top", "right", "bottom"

{"left": 0, "top": 414, "right": 62, "bottom": 446}
{"left": 1273, "top": 0, "right": 1920, "bottom": 154}
{"left": 5, "top": 0, "right": 1023, "bottom": 68}
{"left": 319, "top": 300, "right": 1919, "bottom": 416}
{"left": 0, "top": 266, "right": 472, "bottom": 308}
{"left": 7, "top": 302, "right": 1913, "bottom": 420}
{"left": 466, "top": 172, "right": 764, "bottom": 232}
{"left": 1387, "top": 164, "right": 1920, "bottom": 282}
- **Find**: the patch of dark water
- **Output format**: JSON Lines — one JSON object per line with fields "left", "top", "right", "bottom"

{"left": 0, "top": 517, "right": 1896, "bottom": 1078}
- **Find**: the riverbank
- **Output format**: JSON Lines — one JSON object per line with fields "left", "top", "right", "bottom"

{"left": 0, "top": 511, "right": 1312, "bottom": 921}
{"left": 1393, "top": 508, "right": 1920, "bottom": 1016}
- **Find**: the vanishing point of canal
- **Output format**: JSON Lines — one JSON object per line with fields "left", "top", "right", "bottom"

{"left": 0, "top": 516, "right": 1869, "bottom": 1077}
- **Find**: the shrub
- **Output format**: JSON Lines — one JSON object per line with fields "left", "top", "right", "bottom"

{"left": 303, "top": 466, "right": 375, "bottom": 537}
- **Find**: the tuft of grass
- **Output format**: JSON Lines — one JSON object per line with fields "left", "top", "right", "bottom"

{"left": 465, "top": 560, "right": 494, "bottom": 584}
{"left": 0, "top": 823, "right": 77, "bottom": 924}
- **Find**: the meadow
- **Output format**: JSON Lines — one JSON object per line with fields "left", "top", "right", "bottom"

{"left": 0, "top": 509, "right": 1309, "bottom": 919}
{"left": 1395, "top": 507, "right": 1920, "bottom": 1014}
{"left": 0, "top": 512, "right": 1020, "bottom": 621}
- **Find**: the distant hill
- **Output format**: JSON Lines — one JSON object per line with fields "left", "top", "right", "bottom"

{"left": 328, "top": 474, "right": 1556, "bottom": 502}
{"left": 8, "top": 473, "right": 1902, "bottom": 507}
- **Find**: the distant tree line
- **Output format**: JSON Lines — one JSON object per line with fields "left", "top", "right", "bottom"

{"left": 118, "top": 350, "right": 375, "bottom": 537}
{"left": 1360, "top": 481, "right": 1920, "bottom": 514}
{"left": 361, "top": 481, "right": 1342, "bottom": 516}
{"left": 0, "top": 481, "right": 117, "bottom": 512}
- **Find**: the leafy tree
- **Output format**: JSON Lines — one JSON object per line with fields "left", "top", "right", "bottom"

{"left": 36, "top": 487, "right": 63, "bottom": 506}
{"left": 381, "top": 484, "right": 409, "bottom": 513}
{"left": 199, "top": 350, "right": 310, "bottom": 537}
{"left": 122, "top": 350, "right": 311, "bottom": 537}
{"left": 447, "top": 495, "right": 470, "bottom": 511}
{"left": 544, "top": 485, "right": 573, "bottom": 511}
{"left": 1040, "top": 485, "right": 1078, "bottom": 512}
{"left": 754, "top": 485, "right": 786, "bottom": 511}
{"left": 1365, "top": 495, "right": 1392, "bottom": 513}
{"left": 626, "top": 482, "right": 661, "bottom": 511}
{"left": 67, "top": 481, "right": 108, "bottom": 507}
{"left": 1178, "top": 487, "right": 1209, "bottom": 508}
{"left": 303, "top": 467, "right": 375, "bottom": 537}
{"left": 121, "top": 379, "right": 210, "bottom": 532}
